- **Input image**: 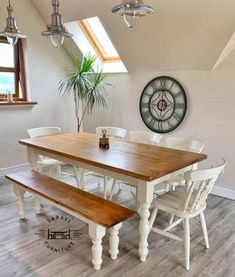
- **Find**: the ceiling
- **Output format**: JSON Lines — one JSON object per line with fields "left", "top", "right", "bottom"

{"left": 31, "top": 0, "right": 235, "bottom": 72}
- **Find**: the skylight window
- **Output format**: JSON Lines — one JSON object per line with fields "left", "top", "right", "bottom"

{"left": 65, "top": 17, "right": 127, "bottom": 73}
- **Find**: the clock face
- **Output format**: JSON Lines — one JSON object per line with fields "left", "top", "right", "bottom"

{"left": 139, "top": 76, "right": 187, "bottom": 133}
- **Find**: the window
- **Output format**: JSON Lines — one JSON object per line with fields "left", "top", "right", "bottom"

{"left": 78, "top": 18, "right": 121, "bottom": 63}
{"left": 0, "top": 37, "right": 27, "bottom": 102}
{"left": 65, "top": 17, "right": 127, "bottom": 73}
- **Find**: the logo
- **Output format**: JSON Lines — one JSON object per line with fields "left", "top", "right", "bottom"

{"left": 36, "top": 215, "right": 80, "bottom": 253}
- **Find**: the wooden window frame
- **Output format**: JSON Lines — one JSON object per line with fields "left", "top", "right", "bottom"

{"left": 0, "top": 37, "right": 27, "bottom": 102}
{"left": 78, "top": 20, "right": 121, "bottom": 63}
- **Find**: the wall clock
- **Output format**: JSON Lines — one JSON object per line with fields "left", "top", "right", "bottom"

{"left": 139, "top": 76, "right": 187, "bottom": 133}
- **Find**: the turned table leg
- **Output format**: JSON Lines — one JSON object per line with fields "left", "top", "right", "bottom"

{"left": 137, "top": 181, "right": 153, "bottom": 262}
{"left": 138, "top": 202, "right": 151, "bottom": 262}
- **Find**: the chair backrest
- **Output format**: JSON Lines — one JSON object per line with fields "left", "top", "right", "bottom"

{"left": 27, "top": 127, "right": 62, "bottom": 138}
{"left": 183, "top": 159, "right": 227, "bottom": 213}
{"left": 129, "top": 131, "right": 161, "bottom": 145}
{"left": 163, "top": 136, "right": 204, "bottom": 153}
{"left": 96, "top": 126, "right": 127, "bottom": 140}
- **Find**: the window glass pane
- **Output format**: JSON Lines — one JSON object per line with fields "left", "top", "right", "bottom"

{"left": 0, "top": 72, "right": 15, "bottom": 94}
{"left": 0, "top": 42, "right": 14, "bottom": 67}
{"left": 85, "top": 17, "right": 119, "bottom": 58}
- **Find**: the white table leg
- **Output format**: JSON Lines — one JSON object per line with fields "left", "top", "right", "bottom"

{"left": 13, "top": 184, "right": 25, "bottom": 220}
{"left": 109, "top": 223, "right": 122, "bottom": 259}
{"left": 137, "top": 181, "right": 153, "bottom": 262}
{"left": 89, "top": 223, "right": 106, "bottom": 270}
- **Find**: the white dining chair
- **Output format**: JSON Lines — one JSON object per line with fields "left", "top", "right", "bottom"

{"left": 149, "top": 159, "right": 227, "bottom": 270}
{"left": 155, "top": 137, "right": 205, "bottom": 195}
{"left": 129, "top": 131, "right": 161, "bottom": 145}
{"left": 96, "top": 126, "right": 127, "bottom": 140}
{"left": 163, "top": 136, "right": 204, "bottom": 153}
{"left": 81, "top": 126, "right": 127, "bottom": 198}
{"left": 27, "top": 127, "right": 80, "bottom": 186}
{"left": 109, "top": 131, "right": 161, "bottom": 202}
{"left": 154, "top": 137, "right": 205, "bottom": 224}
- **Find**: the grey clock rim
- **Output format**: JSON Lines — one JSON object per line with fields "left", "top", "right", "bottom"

{"left": 139, "top": 76, "right": 187, "bottom": 134}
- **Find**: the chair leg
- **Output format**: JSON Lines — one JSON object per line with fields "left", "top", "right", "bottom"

{"left": 80, "top": 168, "right": 85, "bottom": 190}
{"left": 169, "top": 214, "right": 174, "bottom": 225}
{"left": 103, "top": 176, "right": 108, "bottom": 199}
{"left": 72, "top": 166, "right": 81, "bottom": 189}
{"left": 48, "top": 165, "right": 59, "bottom": 179}
{"left": 149, "top": 208, "right": 158, "bottom": 229}
{"left": 200, "top": 212, "right": 209, "bottom": 249}
{"left": 184, "top": 218, "right": 190, "bottom": 271}
{"left": 109, "top": 179, "right": 117, "bottom": 200}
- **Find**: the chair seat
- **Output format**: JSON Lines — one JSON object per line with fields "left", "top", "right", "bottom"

{"left": 153, "top": 190, "right": 206, "bottom": 218}
{"left": 165, "top": 174, "right": 185, "bottom": 184}
{"left": 37, "top": 157, "right": 64, "bottom": 166}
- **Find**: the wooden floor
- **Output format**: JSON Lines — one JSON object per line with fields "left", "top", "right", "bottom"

{"left": 0, "top": 172, "right": 235, "bottom": 277}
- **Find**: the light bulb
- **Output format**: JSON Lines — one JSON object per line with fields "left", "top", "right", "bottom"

{"left": 6, "top": 35, "right": 18, "bottom": 45}
{"left": 50, "top": 34, "right": 64, "bottom": 48}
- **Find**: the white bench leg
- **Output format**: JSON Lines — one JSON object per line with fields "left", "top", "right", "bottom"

{"left": 89, "top": 224, "right": 106, "bottom": 270}
{"left": 33, "top": 195, "right": 42, "bottom": 215}
{"left": 13, "top": 184, "right": 25, "bottom": 220}
{"left": 109, "top": 223, "right": 122, "bottom": 259}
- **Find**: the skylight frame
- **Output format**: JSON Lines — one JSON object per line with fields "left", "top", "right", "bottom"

{"left": 78, "top": 19, "right": 121, "bottom": 64}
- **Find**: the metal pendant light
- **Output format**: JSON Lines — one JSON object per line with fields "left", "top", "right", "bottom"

{"left": 0, "top": 0, "right": 26, "bottom": 45}
{"left": 41, "top": 0, "right": 73, "bottom": 49}
{"left": 112, "top": 0, "right": 154, "bottom": 28}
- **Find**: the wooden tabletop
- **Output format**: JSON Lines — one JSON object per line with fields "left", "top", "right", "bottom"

{"left": 19, "top": 132, "right": 207, "bottom": 182}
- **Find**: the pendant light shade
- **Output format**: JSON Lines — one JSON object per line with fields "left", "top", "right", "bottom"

{"left": 0, "top": 0, "right": 26, "bottom": 45}
{"left": 112, "top": 0, "right": 154, "bottom": 28}
{"left": 41, "top": 0, "right": 73, "bottom": 48}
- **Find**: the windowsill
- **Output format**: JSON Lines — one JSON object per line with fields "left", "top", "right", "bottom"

{"left": 0, "top": 100, "right": 38, "bottom": 106}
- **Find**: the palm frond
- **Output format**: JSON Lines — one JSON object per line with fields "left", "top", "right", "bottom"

{"left": 59, "top": 54, "right": 110, "bottom": 122}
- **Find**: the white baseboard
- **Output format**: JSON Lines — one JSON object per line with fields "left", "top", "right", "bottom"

{"left": 211, "top": 185, "right": 235, "bottom": 201}
{"left": 0, "top": 163, "right": 30, "bottom": 180}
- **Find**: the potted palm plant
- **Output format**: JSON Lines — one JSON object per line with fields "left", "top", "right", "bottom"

{"left": 59, "top": 55, "right": 110, "bottom": 132}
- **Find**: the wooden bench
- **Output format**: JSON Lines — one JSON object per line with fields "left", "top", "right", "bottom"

{"left": 5, "top": 170, "right": 135, "bottom": 270}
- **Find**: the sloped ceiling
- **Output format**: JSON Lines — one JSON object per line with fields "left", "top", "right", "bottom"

{"left": 31, "top": 0, "right": 235, "bottom": 72}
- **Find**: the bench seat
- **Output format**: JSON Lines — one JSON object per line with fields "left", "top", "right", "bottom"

{"left": 6, "top": 170, "right": 135, "bottom": 270}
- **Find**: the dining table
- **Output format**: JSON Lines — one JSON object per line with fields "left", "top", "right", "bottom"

{"left": 19, "top": 132, "right": 207, "bottom": 262}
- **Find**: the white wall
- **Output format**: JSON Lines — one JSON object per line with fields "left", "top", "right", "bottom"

{"left": 0, "top": 0, "right": 76, "bottom": 168}
{"left": 83, "top": 70, "right": 235, "bottom": 191}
